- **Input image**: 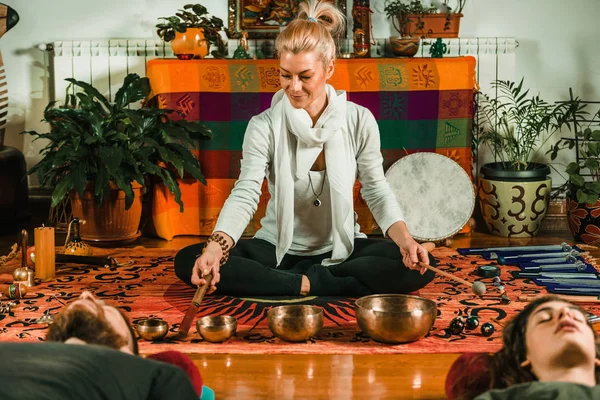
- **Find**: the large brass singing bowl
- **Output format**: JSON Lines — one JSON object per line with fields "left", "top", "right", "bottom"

{"left": 267, "top": 305, "right": 324, "bottom": 342}
{"left": 196, "top": 316, "right": 237, "bottom": 343}
{"left": 355, "top": 294, "right": 437, "bottom": 344}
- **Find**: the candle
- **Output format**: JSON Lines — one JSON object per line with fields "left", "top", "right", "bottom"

{"left": 34, "top": 226, "right": 55, "bottom": 281}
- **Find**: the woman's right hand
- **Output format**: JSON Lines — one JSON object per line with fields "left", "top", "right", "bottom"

{"left": 191, "top": 242, "right": 222, "bottom": 294}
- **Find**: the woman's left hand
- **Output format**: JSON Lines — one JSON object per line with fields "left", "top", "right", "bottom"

{"left": 387, "top": 221, "right": 430, "bottom": 275}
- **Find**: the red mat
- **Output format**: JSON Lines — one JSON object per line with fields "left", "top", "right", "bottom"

{"left": 1, "top": 246, "right": 598, "bottom": 355}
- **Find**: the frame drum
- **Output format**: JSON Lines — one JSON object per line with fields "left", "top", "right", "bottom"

{"left": 385, "top": 153, "right": 475, "bottom": 242}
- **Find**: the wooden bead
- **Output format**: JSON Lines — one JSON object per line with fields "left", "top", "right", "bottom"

{"left": 4, "top": 282, "right": 28, "bottom": 300}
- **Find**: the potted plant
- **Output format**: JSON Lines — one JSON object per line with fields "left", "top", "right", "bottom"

{"left": 156, "top": 3, "right": 226, "bottom": 59}
{"left": 22, "top": 73, "right": 212, "bottom": 244}
{"left": 474, "top": 78, "right": 569, "bottom": 237}
{"left": 547, "top": 92, "right": 600, "bottom": 244}
{"left": 384, "top": 0, "right": 465, "bottom": 52}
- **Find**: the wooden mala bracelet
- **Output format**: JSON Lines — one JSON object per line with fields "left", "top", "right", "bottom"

{"left": 205, "top": 233, "right": 230, "bottom": 267}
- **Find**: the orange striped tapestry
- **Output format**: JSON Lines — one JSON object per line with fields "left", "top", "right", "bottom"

{"left": 147, "top": 57, "right": 477, "bottom": 240}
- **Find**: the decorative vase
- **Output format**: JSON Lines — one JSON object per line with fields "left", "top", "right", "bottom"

{"left": 64, "top": 217, "right": 93, "bottom": 256}
{"left": 566, "top": 192, "right": 600, "bottom": 245}
{"left": 171, "top": 28, "right": 209, "bottom": 60}
{"left": 352, "top": 0, "right": 372, "bottom": 58}
{"left": 478, "top": 162, "right": 551, "bottom": 237}
{"left": 389, "top": 36, "right": 420, "bottom": 57}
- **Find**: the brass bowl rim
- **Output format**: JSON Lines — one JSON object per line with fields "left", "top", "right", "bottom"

{"left": 135, "top": 318, "right": 169, "bottom": 331}
{"left": 196, "top": 315, "right": 238, "bottom": 328}
{"left": 266, "top": 305, "right": 324, "bottom": 319}
{"left": 355, "top": 294, "right": 437, "bottom": 315}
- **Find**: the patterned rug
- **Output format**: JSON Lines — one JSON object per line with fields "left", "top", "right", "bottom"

{"left": 2, "top": 246, "right": 599, "bottom": 355}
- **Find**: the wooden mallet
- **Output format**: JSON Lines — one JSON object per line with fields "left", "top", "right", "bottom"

{"left": 417, "top": 261, "right": 486, "bottom": 296}
{"left": 176, "top": 273, "right": 213, "bottom": 338}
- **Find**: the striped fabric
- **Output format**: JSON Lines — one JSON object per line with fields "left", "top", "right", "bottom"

{"left": 0, "top": 53, "right": 7, "bottom": 145}
{"left": 0, "top": 2, "right": 19, "bottom": 147}
{"left": 147, "top": 57, "right": 476, "bottom": 240}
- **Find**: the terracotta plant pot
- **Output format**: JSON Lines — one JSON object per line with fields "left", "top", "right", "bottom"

{"left": 478, "top": 163, "right": 551, "bottom": 237}
{"left": 400, "top": 13, "right": 462, "bottom": 38}
{"left": 389, "top": 36, "right": 420, "bottom": 57}
{"left": 171, "top": 27, "right": 209, "bottom": 60}
{"left": 566, "top": 192, "right": 600, "bottom": 245}
{"left": 70, "top": 181, "right": 143, "bottom": 245}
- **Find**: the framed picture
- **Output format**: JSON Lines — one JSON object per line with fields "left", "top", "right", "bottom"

{"left": 228, "top": 0, "right": 347, "bottom": 39}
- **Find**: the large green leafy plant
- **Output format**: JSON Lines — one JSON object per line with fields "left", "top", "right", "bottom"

{"left": 548, "top": 96, "right": 600, "bottom": 205}
{"left": 473, "top": 78, "right": 568, "bottom": 171}
{"left": 23, "top": 73, "right": 212, "bottom": 211}
{"left": 156, "top": 3, "right": 226, "bottom": 58}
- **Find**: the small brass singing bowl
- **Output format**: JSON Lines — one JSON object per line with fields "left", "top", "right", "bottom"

{"left": 135, "top": 318, "right": 169, "bottom": 341}
{"left": 355, "top": 294, "right": 437, "bottom": 344}
{"left": 267, "top": 305, "right": 323, "bottom": 342}
{"left": 196, "top": 316, "right": 237, "bottom": 343}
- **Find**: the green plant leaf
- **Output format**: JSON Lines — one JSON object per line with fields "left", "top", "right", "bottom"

{"left": 577, "top": 189, "right": 599, "bottom": 206}
{"left": 592, "top": 130, "right": 600, "bottom": 141}
{"left": 169, "top": 142, "right": 205, "bottom": 183}
{"left": 99, "top": 146, "right": 124, "bottom": 176}
{"left": 94, "top": 167, "right": 110, "bottom": 201}
{"left": 585, "top": 158, "right": 599, "bottom": 171}
{"left": 65, "top": 78, "right": 110, "bottom": 111}
{"left": 113, "top": 173, "right": 135, "bottom": 210}
{"left": 191, "top": 4, "right": 207, "bottom": 16}
{"left": 570, "top": 173, "right": 585, "bottom": 187}
{"left": 114, "top": 74, "right": 150, "bottom": 109}
{"left": 157, "top": 169, "right": 184, "bottom": 212}
{"left": 51, "top": 172, "right": 74, "bottom": 207}
{"left": 584, "top": 181, "right": 600, "bottom": 193}
{"left": 71, "top": 161, "right": 87, "bottom": 196}
{"left": 565, "top": 162, "right": 580, "bottom": 175}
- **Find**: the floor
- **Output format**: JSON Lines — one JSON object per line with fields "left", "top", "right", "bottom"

{"left": 0, "top": 207, "right": 580, "bottom": 399}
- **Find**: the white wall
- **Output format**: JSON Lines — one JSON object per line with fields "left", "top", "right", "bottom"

{"left": 4, "top": 0, "right": 600, "bottom": 186}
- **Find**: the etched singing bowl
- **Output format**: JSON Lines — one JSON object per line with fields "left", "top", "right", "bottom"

{"left": 267, "top": 305, "right": 324, "bottom": 342}
{"left": 135, "top": 318, "right": 169, "bottom": 341}
{"left": 196, "top": 316, "right": 237, "bottom": 343}
{"left": 355, "top": 294, "right": 437, "bottom": 344}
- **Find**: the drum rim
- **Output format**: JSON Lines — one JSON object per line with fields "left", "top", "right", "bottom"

{"left": 384, "top": 152, "right": 475, "bottom": 242}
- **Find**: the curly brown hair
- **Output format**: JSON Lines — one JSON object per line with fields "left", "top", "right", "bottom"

{"left": 490, "top": 295, "right": 600, "bottom": 388}
{"left": 46, "top": 305, "right": 138, "bottom": 355}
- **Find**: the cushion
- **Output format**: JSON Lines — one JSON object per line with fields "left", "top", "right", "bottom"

{"left": 445, "top": 352, "right": 493, "bottom": 400}
{"left": 148, "top": 351, "right": 203, "bottom": 397}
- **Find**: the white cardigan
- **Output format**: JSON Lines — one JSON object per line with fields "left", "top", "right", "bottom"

{"left": 213, "top": 100, "right": 405, "bottom": 262}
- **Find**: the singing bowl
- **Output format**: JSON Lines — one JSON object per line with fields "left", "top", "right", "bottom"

{"left": 196, "top": 316, "right": 237, "bottom": 343}
{"left": 267, "top": 305, "right": 324, "bottom": 342}
{"left": 355, "top": 294, "right": 437, "bottom": 344}
{"left": 135, "top": 318, "right": 169, "bottom": 341}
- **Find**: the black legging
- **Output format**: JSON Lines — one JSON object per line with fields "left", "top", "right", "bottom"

{"left": 174, "top": 238, "right": 436, "bottom": 297}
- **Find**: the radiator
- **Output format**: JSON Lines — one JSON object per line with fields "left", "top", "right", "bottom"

{"left": 46, "top": 37, "right": 517, "bottom": 103}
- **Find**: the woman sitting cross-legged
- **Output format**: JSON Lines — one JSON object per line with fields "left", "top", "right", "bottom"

{"left": 474, "top": 295, "right": 600, "bottom": 399}
{"left": 174, "top": 0, "right": 436, "bottom": 297}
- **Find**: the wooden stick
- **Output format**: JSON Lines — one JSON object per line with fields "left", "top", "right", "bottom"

{"left": 417, "top": 261, "right": 473, "bottom": 287}
{"left": 518, "top": 294, "right": 600, "bottom": 304}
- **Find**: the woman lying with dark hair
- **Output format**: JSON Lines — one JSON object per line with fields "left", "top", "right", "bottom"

{"left": 476, "top": 295, "right": 600, "bottom": 399}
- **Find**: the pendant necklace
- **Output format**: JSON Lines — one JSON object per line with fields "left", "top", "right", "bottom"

{"left": 308, "top": 170, "right": 327, "bottom": 207}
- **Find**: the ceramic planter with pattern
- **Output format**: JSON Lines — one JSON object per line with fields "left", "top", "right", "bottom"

{"left": 566, "top": 192, "right": 600, "bottom": 245}
{"left": 478, "top": 163, "right": 551, "bottom": 237}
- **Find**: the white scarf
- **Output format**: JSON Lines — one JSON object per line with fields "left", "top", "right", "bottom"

{"left": 271, "top": 84, "right": 356, "bottom": 266}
